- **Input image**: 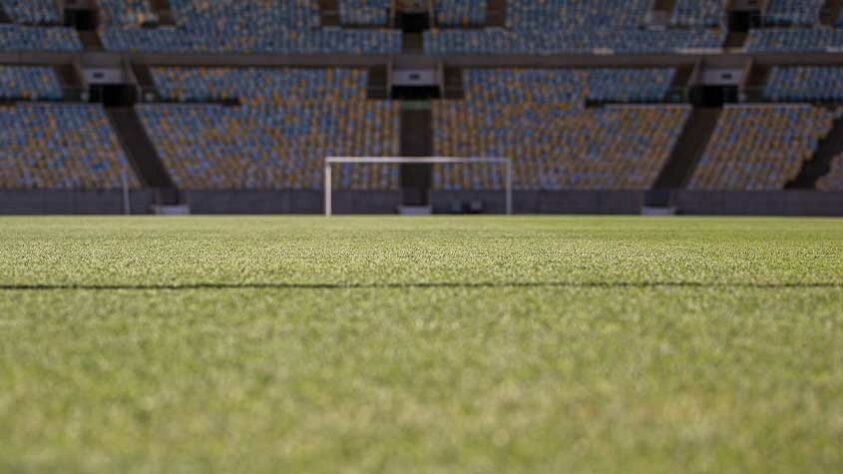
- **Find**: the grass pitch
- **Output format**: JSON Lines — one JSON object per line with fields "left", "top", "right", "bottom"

{"left": 0, "top": 216, "right": 841, "bottom": 473}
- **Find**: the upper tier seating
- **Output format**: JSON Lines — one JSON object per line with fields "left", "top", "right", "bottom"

{"left": 747, "top": 28, "right": 843, "bottom": 52}
{"left": 0, "top": 104, "right": 139, "bottom": 189}
{"left": 435, "top": 0, "right": 487, "bottom": 25}
{"left": 340, "top": 0, "right": 390, "bottom": 25}
{"left": 817, "top": 153, "right": 843, "bottom": 190}
{"left": 688, "top": 105, "right": 833, "bottom": 190}
{"left": 670, "top": 0, "right": 725, "bottom": 27}
{"left": 425, "top": 0, "right": 726, "bottom": 54}
{"left": 0, "top": 0, "right": 81, "bottom": 52}
{"left": 763, "top": 0, "right": 823, "bottom": 26}
{"left": 0, "top": 0, "right": 61, "bottom": 24}
{"left": 99, "top": 0, "right": 401, "bottom": 53}
{"left": 432, "top": 68, "right": 690, "bottom": 191}
{"left": 764, "top": 67, "right": 843, "bottom": 102}
{"left": 0, "top": 66, "right": 62, "bottom": 101}
{"left": 0, "top": 25, "right": 82, "bottom": 52}
{"left": 141, "top": 68, "right": 400, "bottom": 190}
{"left": 97, "top": 0, "right": 158, "bottom": 27}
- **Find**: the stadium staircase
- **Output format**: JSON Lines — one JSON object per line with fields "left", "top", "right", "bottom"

{"left": 78, "top": 31, "right": 104, "bottom": 50}
{"left": 318, "top": 0, "right": 341, "bottom": 26}
{"left": 403, "top": 32, "right": 423, "bottom": 52}
{"left": 149, "top": 0, "right": 177, "bottom": 26}
{"left": 787, "top": 115, "right": 843, "bottom": 189}
{"left": 724, "top": 31, "right": 748, "bottom": 48}
{"left": 744, "top": 64, "right": 771, "bottom": 102}
{"left": 821, "top": 0, "right": 842, "bottom": 26}
{"left": 106, "top": 107, "right": 179, "bottom": 205}
{"left": 653, "top": 0, "right": 676, "bottom": 13}
{"left": 648, "top": 107, "right": 722, "bottom": 207}
{"left": 54, "top": 64, "right": 85, "bottom": 101}
{"left": 486, "top": 0, "right": 507, "bottom": 27}
{"left": 442, "top": 67, "right": 464, "bottom": 99}
{"left": 400, "top": 102, "right": 434, "bottom": 211}
{"left": 367, "top": 65, "right": 390, "bottom": 99}
{"left": 131, "top": 64, "right": 158, "bottom": 101}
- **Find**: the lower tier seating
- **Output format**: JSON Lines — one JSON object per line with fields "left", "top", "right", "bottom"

{"left": 141, "top": 67, "right": 400, "bottom": 190}
{"left": 138, "top": 102, "right": 400, "bottom": 190}
{"left": 0, "top": 65, "right": 62, "bottom": 101}
{"left": 433, "top": 104, "right": 690, "bottom": 190}
{"left": 0, "top": 104, "right": 139, "bottom": 189}
{"left": 764, "top": 67, "right": 843, "bottom": 102}
{"left": 688, "top": 105, "right": 834, "bottom": 190}
{"left": 432, "top": 67, "right": 688, "bottom": 191}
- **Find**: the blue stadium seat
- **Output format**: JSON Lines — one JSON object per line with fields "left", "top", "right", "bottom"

{"left": 141, "top": 68, "right": 400, "bottom": 190}
{"left": 0, "top": 66, "right": 62, "bottom": 101}
{"left": 0, "top": 104, "right": 138, "bottom": 189}
{"left": 433, "top": 68, "right": 690, "bottom": 191}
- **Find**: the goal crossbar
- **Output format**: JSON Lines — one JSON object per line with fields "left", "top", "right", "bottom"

{"left": 324, "top": 156, "right": 513, "bottom": 216}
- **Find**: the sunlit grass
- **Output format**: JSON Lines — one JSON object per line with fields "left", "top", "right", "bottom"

{"left": 0, "top": 217, "right": 841, "bottom": 472}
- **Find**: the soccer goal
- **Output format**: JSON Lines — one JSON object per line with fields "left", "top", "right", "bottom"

{"left": 324, "top": 156, "right": 513, "bottom": 216}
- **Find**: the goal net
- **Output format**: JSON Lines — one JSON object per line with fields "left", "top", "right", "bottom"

{"left": 324, "top": 157, "right": 513, "bottom": 216}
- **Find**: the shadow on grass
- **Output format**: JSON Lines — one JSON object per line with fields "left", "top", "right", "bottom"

{"left": 0, "top": 282, "right": 840, "bottom": 291}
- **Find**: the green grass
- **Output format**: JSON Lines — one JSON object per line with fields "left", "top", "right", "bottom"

{"left": 0, "top": 216, "right": 841, "bottom": 473}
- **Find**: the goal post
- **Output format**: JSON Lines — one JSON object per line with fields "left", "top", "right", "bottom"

{"left": 324, "top": 156, "right": 513, "bottom": 216}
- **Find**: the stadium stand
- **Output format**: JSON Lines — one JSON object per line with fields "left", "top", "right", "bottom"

{"left": 140, "top": 68, "right": 400, "bottom": 190}
{"left": 98, "top": 0, "right": 401, "bottom": 53}
{"left": 817, "top": 153, "right": 843, "bottom": 190}
{"left": 763, "top": 0, "right": 823, "bottom": 26}
{"left": 425, "top": 0, "right": 726, "bottom": 54}
{"left": 434, "top": 0, "right": 487, "bottom": 26}
{"left": 0, "top": 65, "right": 63, "bottom": 101}
{"left": 0, "top": 24, "right": 82, "bottom": 52}
{"left": 0, "top": 103, "right": 139, "bottom": 189}
{"left": 747, "top": 0, "right": 843, "bottom": 52}
{"left": 0, "top": 0, "right": 61, "bottom": 24}
{"left": 747, "top": 28, "right": 843, "bottom": 52}
{"left": 688, "top": 105, "right": 834, "bottom": 190}
{"left": 340, "top": 0, "right": 390, "bottom": 25}
{"left": 764, "top": 67, "right": 843, "bottom": 102}
{"left": 432, "top": 68, "right": 690, "bottom": 190}
{"left": 670, "top": 0, "right": 726, "bottom": 27}
{"left": 0, "top": 0, "right": 83, "bottom": 52}
{"left": 97, "top": 0, "right": 159, "bottom": 27}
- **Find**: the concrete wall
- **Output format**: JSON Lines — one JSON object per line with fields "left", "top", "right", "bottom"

{"left": 0, "top": 189, "right": 156, "bottom": 215}
{"left": 676, "top": 191, "right": 843, "bottom": 216}
{"left": 184, "top": 190, "right": 401, "bottom": 215}
{"left": 1, "top": 189, "right": 842, "bottom": 216}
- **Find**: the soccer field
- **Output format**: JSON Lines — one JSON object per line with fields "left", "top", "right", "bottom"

{"left": 1, "top": 216, "right": 841, "bottom": 472}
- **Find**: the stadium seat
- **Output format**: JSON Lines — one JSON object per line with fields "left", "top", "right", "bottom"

{"left": 0, "top": 66, "right": 62, "bottom": 101}
{"left": 432, "top": 68, "right": 690, "bottom": 191}
{"left": 98, "top": 0, "right": 402, "bottom": 53}
{"left": 688, "top": 105, "right": 833, "bottom": 190}
{"left": 0, "top": 104, "right": 139, "bottom": 189}
{"left": 764, "top": 67, "right": 843, "bottom": 102}
{"left": 141, "top": 68, "right": 400, "bottom": 190}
